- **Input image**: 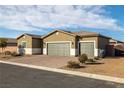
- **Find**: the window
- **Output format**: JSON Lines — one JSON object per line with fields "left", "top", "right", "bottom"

{"left": 21, "top": 41, "right": 27, "bottom": 48}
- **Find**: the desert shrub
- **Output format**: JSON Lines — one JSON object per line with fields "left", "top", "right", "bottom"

{"left": 67, "top": 61, "right": 80, "bottom": 68}
{"left": 94, "top": 57, "right": 99, "bottom": 60}
{"left": 4, "top": 51, "right": 11, "bottom": 55}
{"left": 11, "top": 52, "right": 21, "bottom": 57}
{"left": 78, "top": 54, "right": 88, "bottom": 64}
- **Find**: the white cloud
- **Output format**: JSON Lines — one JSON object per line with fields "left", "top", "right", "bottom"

{"left": 0, "top": 5, "right": 123, "bottom": 32}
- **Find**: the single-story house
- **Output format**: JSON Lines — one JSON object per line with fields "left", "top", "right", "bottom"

{"left": 0, "top": 38, "right": 17, "bottom": 53}
{"left": 17, "top": 30, "right": 111, "bottom": 58}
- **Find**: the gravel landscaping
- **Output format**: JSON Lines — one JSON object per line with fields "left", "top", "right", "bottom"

{"left": 62, "top": 57, "right": 124, "bottom": 78}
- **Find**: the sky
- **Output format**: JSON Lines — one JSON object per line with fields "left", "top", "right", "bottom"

{"left": 0, "top": 5, "right": 124, "bottom": 41}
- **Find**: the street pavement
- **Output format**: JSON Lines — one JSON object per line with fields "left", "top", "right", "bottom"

{"left": 0, "top": 63, "right": 124, "bottom": 88}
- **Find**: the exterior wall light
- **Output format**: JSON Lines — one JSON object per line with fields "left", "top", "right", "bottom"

{"left": 72, "top": 39, "right": 74, "bottom": 45}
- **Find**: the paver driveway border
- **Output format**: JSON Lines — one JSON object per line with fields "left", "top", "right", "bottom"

{"left": 0, "top": 60, "right": 124, "bottom": 84}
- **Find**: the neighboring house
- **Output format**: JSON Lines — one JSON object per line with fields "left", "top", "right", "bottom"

{"left": 0, "top": 38, "right": 17, "bottom": 53}
{"left": 106, "top": 39, "right": 124, "bottom": 56}
{"left": 17, "top": 30, "right": 110, "bottom": 58}
{"left": 17, "top": 33, "right": 42, "bottom": 55}
{"left": 109, "top": 39, "right": 124, "bottom": 45}
{"left": 114, "top": 44, "right": 124, "bottom": 56}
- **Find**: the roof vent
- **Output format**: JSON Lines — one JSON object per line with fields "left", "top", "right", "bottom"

{"left": 56, "top": 32, "right": 59, "bottom": 35}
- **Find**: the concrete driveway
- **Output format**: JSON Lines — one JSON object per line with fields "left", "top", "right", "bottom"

{"left": 5, "top": 55, "right": 78, "bottom": 68}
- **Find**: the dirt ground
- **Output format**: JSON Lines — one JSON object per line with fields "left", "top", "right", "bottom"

{"left": 62, "top": 57, "right": 124, "bottom": 78}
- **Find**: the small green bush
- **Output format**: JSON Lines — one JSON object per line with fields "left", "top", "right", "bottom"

{"left": 78, "top": 54, "right": 88, "bottom": 64}
{"left": 4, "top": 51, "right": 11, "bottom": 55}
{"left": 67, "top": 61, "right": 80, "bottom": 68}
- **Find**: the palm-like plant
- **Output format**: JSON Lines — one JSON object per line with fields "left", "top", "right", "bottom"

{"left": 0, "top": 38, "right": 7, "bottom": 53}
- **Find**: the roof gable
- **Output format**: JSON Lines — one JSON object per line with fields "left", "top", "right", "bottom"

{"left": 17, "top": 33, "right": 41, "bottom": 39}
{"left": 17, "top": 34, "right": 26, "bottom": 39}
{"left": 42, "top": 30, "right": 76, "bottom": 39}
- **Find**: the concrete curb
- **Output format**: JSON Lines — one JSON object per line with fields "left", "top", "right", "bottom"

{"left": 0, "top": 60, "right": 124, "bottom": 84}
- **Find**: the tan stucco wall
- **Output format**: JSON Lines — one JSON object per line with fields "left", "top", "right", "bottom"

{"left": 17, "top": 35, "right": 32, "bottom": 48}
{"left": 32, "top": 38, "right": 42, "bottom": 48}
{"left": 79, "top": 36, "right": 109, "bottom": 49}
{"left": 98, "top": 37, "right": 109, "bottom": 49}
{"left": 43, "top": 31, "right": 76, "bottom": 48}
{"left": 79, "top": 36, "right": 98, "bottom": 48}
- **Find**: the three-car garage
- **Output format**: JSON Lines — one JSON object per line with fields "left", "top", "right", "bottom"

{"left": 47, "top": 41, "right": 95, "bottom": 58}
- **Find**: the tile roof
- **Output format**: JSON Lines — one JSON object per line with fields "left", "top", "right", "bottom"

{"left": 56, "top": 29, "right": 99, "bottom": 37}
{"left": 114, "top": 44, "right": 124, "bottom": 51}
{"left": 110, "top": 39, "right": 124, "bottom": 43}
{"left": 72, "top": 31, "right": 98, "bottom": 36}
{"left": 71, "top": 31, "right": 110, "bottom": 38}
{"left": 25, "top": 33, "right": 41, "bottom": 39}
{"left": 17, "top": 33, "right": 42, "bottom": 39}
{"left": 18, "top": 30, "right": 111, "bottom": 39}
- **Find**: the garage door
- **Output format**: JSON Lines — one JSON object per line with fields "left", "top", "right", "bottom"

{"left": 47, "top": 43, "right": 70, "bottom": 56}
{"left": 80, "top": 42, "right": 94, "bottom": 58}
